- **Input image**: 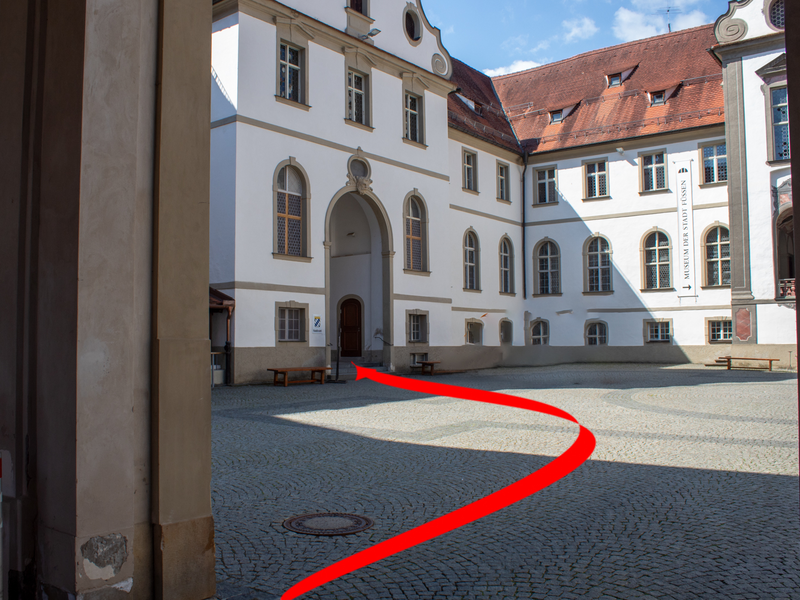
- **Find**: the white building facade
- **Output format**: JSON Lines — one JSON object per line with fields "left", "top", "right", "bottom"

{"left": 210, "top": 0, "right": 791, "bottom": 383}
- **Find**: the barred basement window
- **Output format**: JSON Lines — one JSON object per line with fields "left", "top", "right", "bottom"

{"left": 709, "top": 320, "right": 733, "bottom": 343}
{"left": 276, "top": 165, "right": 305, "bottom": 256}
{"left": 644, "top": 231, "right": 671, "bottom": 289}
{"left": 642, "top": 152, "right": 667, "bottom": 191}
{"left": 585, "top": 160, "right": 608, "bottom": 198}
{"left": 531, "top": 320, "right": 549, "bottom": 345}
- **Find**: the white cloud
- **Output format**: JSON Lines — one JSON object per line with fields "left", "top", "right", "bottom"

{"left": 483, "top": 60, "right": 542, "bottom": 77}
{"left": 563, "top": 17, "right": 599, "bottom": 42}
{"left": 531, "top": 39, "right": 551, "bottom": 53}
{"left": 631, "top": 0, "right": 701, "bottom": 9}
{"left": 502, "top": 34, "right": 530, "bottom": 54}
{"left": 673, "top": 10, "right": 709, "bottom": 30}
{"left": 613, "top": 7, "right": 666, "bottom": 42}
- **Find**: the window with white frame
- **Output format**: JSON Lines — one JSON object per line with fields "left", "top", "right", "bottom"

{"left": 409, "top": 313, "right": 427, "bottom": 342}
{"left": 463, "top": 150, "right": 477, "bottom": 191}
{"left": 586, "top": 322, "right": 607, "bottom": 346}
{"left": 405, "top": 92, "right": 422, "bottom": 143}
{"left": 278, "top": 307, "right": 303, "bottom": 341}
{"left": 499, "top": 237, "right": 513, "bottom": 294}
{"left": 705, "top": 226, "right": 731, "bottom": 286}
{"left": 405, "top": 196, "right": 426, "bottom": 271}
{"left": 551, "top": 110, "right": 563, "bottom": 123}
{"left": 464, "top": 231, "right": 479, "bottom": 290}
{"left": 531, "top": 320, "right": 549, "bottom": 345}
{"left": 646, "top": 321, "right": 671, "bottom": 342}
{"left": 585, "top": 160, "right": 608, "bottom": 198}
{"left": 279, "top": 43, "right": 303, "bottom": 103}
{"left": 497, "top": 163, "right": 509, "bottom": 201}
{"left": 537, "top": 241, "right": 560, "bottom": 294}
{"left": 536, "top": 168, "right": 557, "bottom": 204}
{"left": 651, "top": 91, "right": 666, "bottom": 106}
{"left": 641, "top": 152, "right": 667, "bottom": 192}
{"left": 644, "top": 231, "right": 671, "bottom": 289}
{"left": 608, "top": 73, "right": 622, "bottom": 87}
{"left": 466, "top": 321, "right": 483, "bottom": 345}
{"left": 348, "top": 70, "right": 368, "bottom": 125}
{"left": 587, "top": 236, "right": 612, "bottom": 292}
{"left": 701, "top": 143, "right": 727, "bottom": 184}
{"left": 276, "top": 164, "right": 305, "bottom": 256}
{"left": 771, "top": 87, "right": 790, "bottom": 161}
{"left": 709, "top": 319, "right": 733, "bottom": 343}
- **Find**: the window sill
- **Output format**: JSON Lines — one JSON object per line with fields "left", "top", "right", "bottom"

{"left": 646, "top": 340, "right": 672, "bottom": 344}
{"left": 345, "top": 7, "right": 375, "bottom": 24}
{"left": 402, "top": 137, "right": 427, "bottom": 149}
{"left": 583, "top": 195, "right": 611, "bottom": 201}
{"left": 532, "top": 201, "right": 558, "bottom": 207}
{"left": 273, "top": 253, "right": 313, "bottom": 263}
{"left": 639, "top": 188, "right": 671, "bottom": 196}
{"left": 277, "top": 340, "right": 309, "bottom": 345}
{"left": 767, "top": 159, "right": 791, "bottom": 167}
{"left": 499, "top": 292, "right": 516, "bottom": 297}
{"left": 531, "top": 292, "right": 562, "bottom": 297}
{"left": 640, "top": 287, "right": 675, "bottom": 292}
{"left": 344, "top": 118, "right": 374, "bottom": 132}
{"left": 496, "top": 198, "right": 511, "bottom": 204}
{"left": 462, "top": 187, "right": 480, "bottom": 196}
{"left": 699, "top": 181, "right": 727, "bottom": 188}
{"left": 403, "top": 269, "right": 431, "bottom": 277}
{"left": 583, "top": 290, "right": 614, "bottom": 295}
{"left": 462, "top": 288, "right": 482, "bottom": 293}
{"left": 701, "top": 285, "right": 731, "bottom": 290}
{"left": 708, "top": 339, "right": 733, "bottom": 344}
{"left": 275, "top": 95, "right": 311, "bottom": 111}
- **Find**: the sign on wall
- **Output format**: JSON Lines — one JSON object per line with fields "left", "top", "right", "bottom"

{"left": 675, "top": 161, "right": 697, "bottom": 298}
{"left": 312, "top": 315, "right": 323, "bottom": 334}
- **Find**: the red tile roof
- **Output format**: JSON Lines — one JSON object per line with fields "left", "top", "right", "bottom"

{"left": 449, "top": 25, "right": 724, "bottom": 156}
{"left": 448, "top": 58, "right": 521, "bottom": 153}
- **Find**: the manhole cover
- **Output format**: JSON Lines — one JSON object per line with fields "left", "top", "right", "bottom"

{"left": 283, "top": 513, "right": 374, "bottom": 536}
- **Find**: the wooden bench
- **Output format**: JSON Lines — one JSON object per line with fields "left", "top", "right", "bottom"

{"left": 418, "top": 360, "right": 441, "bottom": 376}
{"left": 719, "top": 356, "right": 780, "bottom": 371}
{"left": 268, "top": 367, "right": 331, "bottom": 387}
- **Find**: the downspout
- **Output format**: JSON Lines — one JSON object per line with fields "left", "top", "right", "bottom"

{"left": 521, "top": 152, "right": 528, "bottom": 299}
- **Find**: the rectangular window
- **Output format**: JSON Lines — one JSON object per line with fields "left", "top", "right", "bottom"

{"left": 278, "top": 307, "right": 302, "bottom": 341}
{"left": 497, "top": 163, "right": 508, "bottom": 201}
{"left": 348, "top": 70, "right": 367, "bottom": 125}
{"left": 772, "top": 87, "right": 790, "bottom": 161}
{"left": 279, "top": 43, "right": 302, "bottom": 102}
{"left": 463, "top": 150, "right": 477, "bottom": 191}
{"left": 585, "top": 161, "right": 608, "bottom": 198}
{"left": 404, "top": 93, "right": 421, "bottom": 143}
{"left": 608, "top": 73, "right": 621, "bottom": 87}
{"left": 536, "top": 168, "right": 557, "bottom": 204}
{"left": 701, "top": 143, "right": 727, "bottom": 184}
{"left": 709, "top": 320, "right": 733, "bottom": 343}
{"left": 642, "top": 152, "right": 667, "bottom": 192}
{"left": 647, "top": 321, "right": 671, "bottom": 342}
{"left": 651, "top": 91, "right": 666, "bottom": 106}
{"left": 551, "top": 110, "right": 563, "bottom": 123}
{"left": 409, "top": 314, "right": 427, "bottom": 342}
{"left": 467, "top": 322, "right": 482, "bottom": 345}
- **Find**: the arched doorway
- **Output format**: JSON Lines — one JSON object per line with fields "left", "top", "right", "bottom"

{"left": 776, "top": 206, "right": 794, "bottom": 299}
{"left": 325, "top": 167, "right": 394, "bottom": 368}
{"left": 339, "top": 297, "right": 363, "bottom": 357}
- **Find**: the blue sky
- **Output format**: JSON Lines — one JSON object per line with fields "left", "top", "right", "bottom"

{"left": 421, "top": 0, "right": 731, "bottom": 75}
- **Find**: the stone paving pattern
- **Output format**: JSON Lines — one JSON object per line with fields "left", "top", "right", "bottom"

{"left": 210, "top": 364, "right": 800, "bottom": 600}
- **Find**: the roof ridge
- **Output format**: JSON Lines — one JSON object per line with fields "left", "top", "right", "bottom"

{"left": 490, "top": 23, "right": 715, "bottom": 81}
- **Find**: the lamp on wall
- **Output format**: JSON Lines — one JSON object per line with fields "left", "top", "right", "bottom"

{"left": 360, "top": 28, "right": 381, "bottom": 40}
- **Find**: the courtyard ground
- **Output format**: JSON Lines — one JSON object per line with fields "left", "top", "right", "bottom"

{"left": 210, "top": 364, "right": 799, "bottom": 600}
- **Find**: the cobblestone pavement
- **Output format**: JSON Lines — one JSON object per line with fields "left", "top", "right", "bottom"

{"left": 210, "top": 364, "right": 800, "bottom": 600}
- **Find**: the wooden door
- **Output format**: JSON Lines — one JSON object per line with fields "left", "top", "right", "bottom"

{"left": 340, "top": 298, "right": 362, "bottom": 357}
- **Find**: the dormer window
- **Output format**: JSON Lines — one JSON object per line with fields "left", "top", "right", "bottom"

{"left": 608, "top": 73, "right": 622, "bottom": 87}
{"left": 551, "top": 110, "right": 563, "bottom": 124}
{"left": 457, "top": 94, "right": 482, "bottom": 115}
{"left": 651, "top": 91, "right": 666, "bottom": 106}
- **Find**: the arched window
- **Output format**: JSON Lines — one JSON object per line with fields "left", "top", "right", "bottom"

{"left": 586, "top": 321, "right": 607, "bottom": 346}
{"left": 531, "top": 320, "right": 549, "bottom": 345}
{"left": 644, "top": 230, "right": 671, "bottom": 289}
{"left": 704, "top": 225, "right": 730, "bottom": 286}
{"left": 275, "top": 163, "right": 308, "bottom": 257}
{"left": 405, "top": 196, "right": 427, "bottom": 271}
{"left": 536, "top": 241, "right": 560, "bottom": 294}
{"left": 776, "top": 207, "right": 794, "bottom": 299}
{"left": 586, "top": 236, "right": 612, "bottom": 292}
{"left": 499, "top": 237, "right": 514, "bottom": 294}
{"left": 464, "top": 231, "right": 480, "bottom": 290}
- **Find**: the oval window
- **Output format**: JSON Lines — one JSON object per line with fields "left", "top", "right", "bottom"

{"left": 405, "top": 10, "right": 421, "bottom": 41}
